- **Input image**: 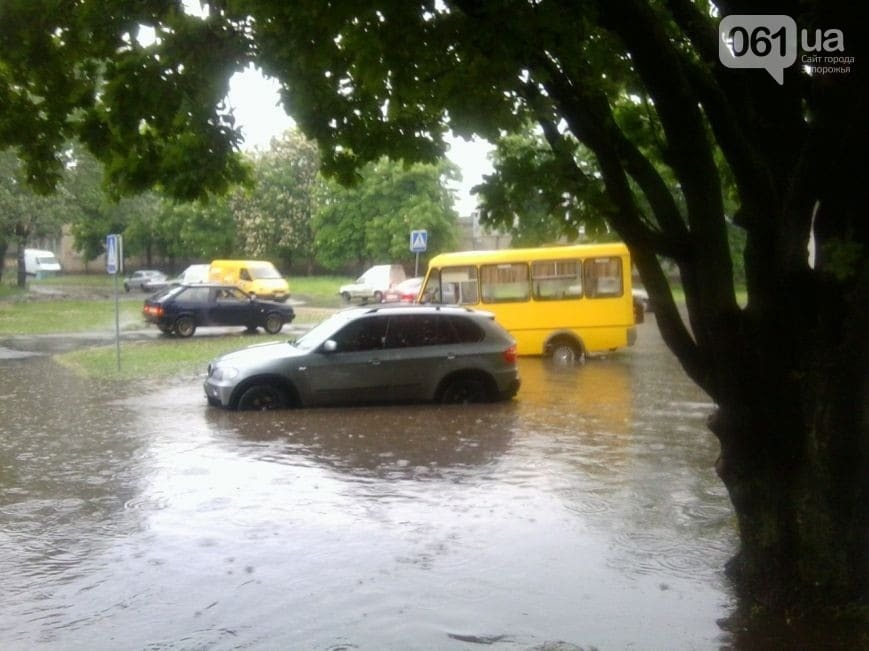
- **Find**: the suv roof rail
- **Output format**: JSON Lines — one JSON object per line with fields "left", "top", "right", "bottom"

{"left": 360, "top": 303, "right": 478, "bottom": 315}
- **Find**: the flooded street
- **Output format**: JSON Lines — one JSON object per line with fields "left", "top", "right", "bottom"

{"left": 0, "top": 322, "right": 739, "bottom": 649}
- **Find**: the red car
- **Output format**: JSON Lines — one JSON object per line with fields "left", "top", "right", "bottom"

{"left": 381, "top": 277, "right": 423, "bottom": 303}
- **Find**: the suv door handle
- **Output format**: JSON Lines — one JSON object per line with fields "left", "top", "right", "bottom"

{"left": 370, "top": 359, "right": 381, "bottom": 366}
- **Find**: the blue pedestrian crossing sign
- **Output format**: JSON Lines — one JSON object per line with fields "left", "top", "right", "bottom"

{"left": 410, "top": 229, "right": 428, "bottom": 253}
{"left": 106, "top": 233, "right": 123, "bottom": 275}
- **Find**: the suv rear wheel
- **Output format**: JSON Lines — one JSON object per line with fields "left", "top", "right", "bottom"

{"left": 439, "top": 374, "right": 493, "bottom": 404}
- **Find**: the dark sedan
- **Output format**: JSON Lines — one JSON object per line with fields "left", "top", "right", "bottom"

{"left": 143, "top": 283, "right": 295, "bottom": 337}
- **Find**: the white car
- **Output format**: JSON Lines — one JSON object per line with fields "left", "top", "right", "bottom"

{"left": 124, "top": 270, "right": 167, "bottom": 292}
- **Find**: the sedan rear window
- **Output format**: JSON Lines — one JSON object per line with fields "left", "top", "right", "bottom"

{"left": 179, "top": 286, "right": 211, "bottom": 302}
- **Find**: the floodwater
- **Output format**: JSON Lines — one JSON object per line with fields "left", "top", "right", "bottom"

{"left": 1, "top": 321, "right": 741, "bottom": 649}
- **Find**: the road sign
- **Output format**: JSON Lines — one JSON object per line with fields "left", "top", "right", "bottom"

{"left": 410, "top": 229, "right": 428, "bottom": 253}
{"left": 106, "top": 234, "right": 123, "bottom": 275}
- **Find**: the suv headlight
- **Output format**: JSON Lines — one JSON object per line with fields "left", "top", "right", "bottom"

{"left": 210, "top": 365, "right": 239, "bottom": 381}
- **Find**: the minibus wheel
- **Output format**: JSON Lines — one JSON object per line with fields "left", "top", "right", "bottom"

{"left": 548, "top": 339, "right": 583, "bottom": 365}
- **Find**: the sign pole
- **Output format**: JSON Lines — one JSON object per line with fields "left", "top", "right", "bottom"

{"left": 114, "top": 272, "right": 121, "bottom": 371}
{"left": 106, "top": 234, "right": 123, "bottom": 372}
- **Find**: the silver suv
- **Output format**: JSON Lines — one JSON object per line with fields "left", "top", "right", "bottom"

{"left": 204, "top": 304, "right": 520, "bottom": 410}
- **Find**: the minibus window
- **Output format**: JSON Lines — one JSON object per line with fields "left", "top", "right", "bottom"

{"left": 481, "top": 263, "right": 530, "bottom": 303}
{"left": 427, "top": 266, "right": 478, "bottom": 304}
{"left": 584, "top": 257, "right": 623, "bottom": 297}
{"left": 531, "top": 259, "right": 582, "bottom": 300}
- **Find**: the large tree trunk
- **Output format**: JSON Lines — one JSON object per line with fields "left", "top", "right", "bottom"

{"left": 503, "top": 0, "right": 869, "bottom": 612}
{"left": 711, "top": 360, "right": 868, "bottom": 608}
{"left": 707, "top": 187, "right": 869, "bottom": 607}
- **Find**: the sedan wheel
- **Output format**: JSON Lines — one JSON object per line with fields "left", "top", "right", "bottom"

{"left": 440, "top": 377, "right": 490, "bottom": 404}
{"left": 174, "top": 316, "right": 196, "bottom": 338}
{"left": 263, "top": 313, "right": 284, "bottom": 334}
{"left": 237, "top": 384, "right": 286, "bottom": 411}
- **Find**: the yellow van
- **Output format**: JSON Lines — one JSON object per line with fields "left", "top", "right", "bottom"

{"left": 208, "top": 260, "right": 290, "bottom": 302}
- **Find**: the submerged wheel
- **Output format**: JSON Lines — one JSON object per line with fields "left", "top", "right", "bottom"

{"left": 549, "top": 340, "right": 582, "bottom": 365}
{"left": 237, "top": 384, "right": 287, "bottom": 411}
{"left": 263, "top": 313, "right": 283, "bottom": 334}
{"left": 174, "top": 316, "right": 196, "bottom": 338}
{"left": 440, "top": 376, "right": 492, "bottom": 404}
{"left": 373, "top": 290, "right": 384, "bottom": 303}
{"left": 341, "top": 291, "right": 351, "bottom": 303}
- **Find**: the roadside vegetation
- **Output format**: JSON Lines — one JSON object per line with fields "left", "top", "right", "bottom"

{"left": 56, "top": 335, "right": 290, "bottom": 380}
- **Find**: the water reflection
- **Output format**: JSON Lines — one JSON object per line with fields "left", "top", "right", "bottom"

{"left": 206, "top": 403, "right": 518, "bottom": 480}
{"left": 3, "top": 325, "right": 843, "bottom": 649}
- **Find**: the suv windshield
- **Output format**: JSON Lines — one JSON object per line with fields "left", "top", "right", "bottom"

{"left": 292, "top": 311, "right": 358, "bottom": 351}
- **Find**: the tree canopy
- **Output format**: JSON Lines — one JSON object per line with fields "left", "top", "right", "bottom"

{"left": 315, "top": 157, "right": 459, "bottom": 270}
{"left": 1, "top": 0, "right": 866, "bottom": 614}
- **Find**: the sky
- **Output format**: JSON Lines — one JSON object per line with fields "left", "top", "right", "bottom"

{"left": 226, "top": 67, "right": 493, "bottom": 216}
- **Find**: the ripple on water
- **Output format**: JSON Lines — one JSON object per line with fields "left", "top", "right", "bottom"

{"left": 123, "top": 495, "right": 170, "bottom": 511}
{"left": 608, "top": 530, "right": 728, "bottom": 581}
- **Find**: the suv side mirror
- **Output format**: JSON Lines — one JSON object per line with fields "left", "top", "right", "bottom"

{"left": 322, "top": 340, "right": 338, "bottom": 353}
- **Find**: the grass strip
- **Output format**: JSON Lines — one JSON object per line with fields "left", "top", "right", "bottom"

{"left": 55, "top": 335, "right": 291, "bottom": 380}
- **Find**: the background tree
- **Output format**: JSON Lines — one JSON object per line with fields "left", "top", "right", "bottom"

{"left": 0, "top": 0, "right": 865, "bottom": 614}
{"left": 62, "top": 146, "right": 165, "bottom": 266}
{"left": 152, "top": 199, "right": 236, "bottom": 269}
{"left": 230, "top": 129, "right": 321, "bottom": 273}
{"left": 314, "top": 158, "right": 459, "bottom": 272}
{"left": 476, "top": 128, "right": 612, "bottom": 246}
{"left": 0, "top": 151, "right": 66, "bottom": 285}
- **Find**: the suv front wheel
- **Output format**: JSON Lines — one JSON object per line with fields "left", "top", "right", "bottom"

{"left": 237, "top": 383, "right": 287, "bottom": 410}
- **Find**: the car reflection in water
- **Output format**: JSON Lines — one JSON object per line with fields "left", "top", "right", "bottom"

{"left": 206, "top": 402, "right": 519, "bottom": 480}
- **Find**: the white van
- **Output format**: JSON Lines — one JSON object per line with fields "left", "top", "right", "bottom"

{"left": 24, "top": 249, "right": 62, "bottom": 278}
{"left": 339, "top": 264, "right": 406, "bottom": 303}
{"left": 178, "top": 264, "right": 210, "bottom": 284}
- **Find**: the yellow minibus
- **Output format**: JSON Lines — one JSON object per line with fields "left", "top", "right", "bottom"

{"left": 419, "top": 243, "right": 636, "bottom": 361}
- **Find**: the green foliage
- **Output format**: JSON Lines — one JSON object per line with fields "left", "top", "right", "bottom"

{"left": 0, "top": 0, "right": 251, "bottom": 199}
{"left": 153, "top": 198, "right": 236, "bottom": 261}
{"left": 61, "top": 146, "right": 166, "bottom": 262}
{"left": 314, "top": 157, "right": 458, "bottom": 271}
{"left": 475, "top": 127, "right": 613, "bottom": 245}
